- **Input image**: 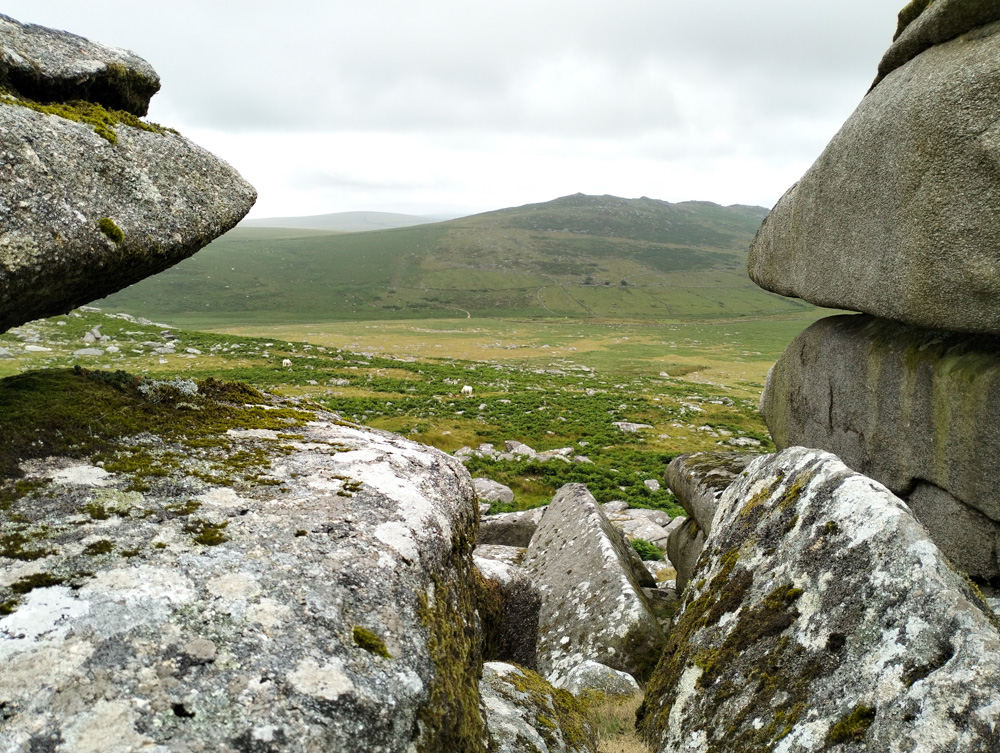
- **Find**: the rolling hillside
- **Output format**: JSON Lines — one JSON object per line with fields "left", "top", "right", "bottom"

{"left": 239, "top": 210, "right": 454, "bottom": 232}
{"left": 99, "top": 194, "right": 805, "bottom": 325}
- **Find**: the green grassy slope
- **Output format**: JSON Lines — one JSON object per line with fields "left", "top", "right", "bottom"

{"left": 99, "top": 193, "right": 805, "bottom": 325}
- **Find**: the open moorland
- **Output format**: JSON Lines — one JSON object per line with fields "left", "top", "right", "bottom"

{"left": 0, "top": 306, "right": 833, "bottom": 521}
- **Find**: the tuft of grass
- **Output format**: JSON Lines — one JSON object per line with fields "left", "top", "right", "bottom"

{"left": 631, "top": 538, "right": 664, "bottom": 562}
{"left": 580, "top": 693, "right": 652, "bottom": 753}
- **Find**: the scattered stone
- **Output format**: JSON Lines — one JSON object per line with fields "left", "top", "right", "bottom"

{"left": 762, "top": 314, "right": 1000, "bottom": 578}
{"left": 524, "top": 484, "right": 665, "bottom": 685}
{"left": 640, "top": 447, "right": 1000, "bottom": 752}
{"left": 562, "top": 660, "right": 641, "bottom": 698}
{"left": 480, "top": 662, "right": 597, "bottom": 753}
{"left": 22, "top": 345, "right": 50, "bottom": 352}
{"left": 72, "top": 348, "right": 104, "bottom": 356}
{"left": 644, "top": 479, "right": 660, "bottom": 492}
{"left": 474, "top": 545, "right": 526, "bottom": 569}
{"left": 601, "top": 500, "right": 629, "bottom": 514}
{"left": 612, "top": 422, "right": 653, "bottom": 433}
{"left": 473, "top": 477, "right": 515, "bottom": 504}
{"left": 0, "top": 347, "right": 14, "bottom": 358}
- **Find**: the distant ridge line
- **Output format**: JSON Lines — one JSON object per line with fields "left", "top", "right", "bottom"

{"left": 240, "top": 210, "right": 459, "bottom": 233}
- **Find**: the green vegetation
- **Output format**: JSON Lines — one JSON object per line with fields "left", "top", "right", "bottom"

{"left": 97, "top": 194, "right": 816, "bottom": 326}
{"left": 98, "top": 217, "right": 124, "bottom": 243}
{"left": 353, "top": 625, "right": 392, "bottom": 659}
{"left": 631, "top": 538, "right": 664, "bottom": 561}
{"left": 825, "top": 704, "right": 876, "bottom": 745}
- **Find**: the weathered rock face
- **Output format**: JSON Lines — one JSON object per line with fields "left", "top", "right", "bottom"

{"left": 476, "top": 556, "right": 542, "bottom": 671}
{"left": 0, "top": 13, "right": 159, "bottom": 115}
{"left": 523, "top": 483, "right": 664, "bottom": 686}
{"left": 666, "top": 519, "right": 705, "bottom": 593}
{"left": 0, "top": 371, "right": 485, "bottom": 752}
{"left": 0, "top": 16, "right": 256, "bottom": 334}
{"left": 479, "top": 507, "right": 546, "bottom": 548}
{"left": 748, "top": 17, "right": 1000, "bottom": 335}
{"left": 762, "top": 314, "right": 1000, "bottom": 579}
{"left": 561, "top": 660, "right": 640, "bottom": 698}
{"left": 481, "top": 663, "right": 597, "bottom": 753}
{"left": 639, "top": 447, "right": 1000, "bottom": 752}
{"left": 666, "top": 451, "right": 759, "bottom": 535}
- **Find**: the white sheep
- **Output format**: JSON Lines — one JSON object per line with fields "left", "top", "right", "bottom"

{"left": 282, "top": 358, "right": 292, "bottom": 367}
{"left": 461, "top": 385, "right": 473, "bottom": 397}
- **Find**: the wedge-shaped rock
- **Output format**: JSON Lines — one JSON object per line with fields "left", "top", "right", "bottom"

{"left": 762, "top": 314, "right": 1000, "bottom": 578}
{"left": 0, "top": 370, "right": 484, "bottom": 752}
{"left": 749, "top": 20, "right": 1000, "bottom": 335}
{"left": 0, "top": 13, "right": 159, "bottom": 115}
{"left": 480, "top": 507, "right": 546, "bottom": 547}
{"left": 523, "top": 483, "right": 664, "bottom": 686}
{"left": 0, "top": 102, "right": 256, "bottom": 333}
{"left": 481, "top": 662, "right": 597, "bottom": 753}
{"left": 639, "top": 448, "right": 1000, "bottom": 753}
{"left": 666, "top": 451, "right": 759, "bottom": 535}
{"left": 666, "top": 518, "right": 706, "bottom": 593}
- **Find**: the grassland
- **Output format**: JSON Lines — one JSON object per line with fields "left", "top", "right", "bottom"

{"left": 96, "top": 194, "right": 810, "bottom": 326}
{"left": 0, "top": 307, "right": 833, "bottom": 515}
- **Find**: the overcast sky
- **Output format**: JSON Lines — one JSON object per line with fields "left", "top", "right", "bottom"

{"left": 8, "top": 1, "right": 904, "bottom": 218}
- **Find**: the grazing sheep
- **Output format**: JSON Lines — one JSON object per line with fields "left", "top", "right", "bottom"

{"left": 461, "top": 385, "right": 474, "bottom": 397}
{"left": 282, "top": 358, "right": 292, "bottom": 367}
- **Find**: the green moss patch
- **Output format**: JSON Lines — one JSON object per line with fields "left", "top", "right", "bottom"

{"left": 1, "top": 92, "right": 177, "bottom": 144}
{"left": 98, "top": 217, "right": 124, "bottom": 243}
{"left": 504, "top": 666, "right": 597, "bottom": 751}
{"left": 825, "top": 704, "right": 876, "bottom": 745}
{"left": 352, "top": 625, "right": 392, "bottom": 659}
{"left": 183, "top": 519, "right": 230, "bottom": 546}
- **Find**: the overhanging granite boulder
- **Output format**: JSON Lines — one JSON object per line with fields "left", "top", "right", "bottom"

{"left": 0, "top": 15, "right": 255, "bottom": 334}
{"left": 0, "top": 370, "right": 485, "bottom": 752}
{"left": 665, "top": 452, "right": 759, "bottom": 535}
{"left": 761, "top": 314, "right": 1000, "bottom": 579}
{"left": 639, "top": 447, "right": 1000, "bottom": 752}
{"left": 748, "top": 17, "right": 1000, "bottom": 335}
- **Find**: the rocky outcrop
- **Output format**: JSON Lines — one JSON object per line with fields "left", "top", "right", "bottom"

{"left": 0, "top": 15, "right": 255, "bottom": 334}
{"left": 639, "top": 447, "right": 1000, "bottom": 752}
{"left": 481, "top": 663, "right": 597, "bottom": 753}
{"left": 0, "top": 13, "right": 159, "bottom": 115}
{"left": 748, "top": 16, "right": 1000, "bottom": 336}
{"left": 562, "top": 660, "right": 640, "bottom": 698}
{"left": 666, "top": 519, "right": 705, "bottom": 593}
{"left": 0, "top": 370, "right": 485, "bottom": 752}
{"left": 523, "top": 484, "right": 665, "bottom": 686}
{"left": 762, "top": 314, "right": 1000, "bottom": 578}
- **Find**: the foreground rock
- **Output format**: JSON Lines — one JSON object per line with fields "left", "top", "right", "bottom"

{"left": 639, "top": 447, "right": 1000, "bottom": 752}
{"left": 481, "top": 663, "right": 597, "bottom": 753}
{"left": 0, "top": 15, "right": 255, "bottom": 334}
{"left": 0, "top": 13, "right": 159, "bottom": 115}
{"left": 473, "top": 477, "right": 515, "bottom": 504}
{"left": 762, "top": 314, "right": 1000, "bottom": 579}
{"left": 524, "top": 484, "right": 664, "bottom": 686}
{"left": 748, "top": 16, "right": 1000, "bottom": 335}
{"left": 0, "top": 370, "right": 485, "bottom": 752}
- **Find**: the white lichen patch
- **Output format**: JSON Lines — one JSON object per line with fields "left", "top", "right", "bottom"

{"left": 374, "top": 521, "right": 420, "bottom": 562}
{"left": 60, "top": 699, "right": 159, "bottom": 753}
{"left": 289, "top": 657, "right": 355, "bottom": 701}
{"left": 227, "top": 428, "right": 280, "bottom": 440}
{"left": 83, "top": 565, "right": 196, "bottom": 604}
{"left": 0, "top": 586, "right": 89, "bottom": 651}
{"left": 206, "top": 572, "right": 262, "bottom": 601}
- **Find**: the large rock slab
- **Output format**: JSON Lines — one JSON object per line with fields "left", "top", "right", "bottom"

{"left": 638, "top": 447, "right": 1000, "bottom": 752}
{"left": 473, "top": 477, "right": 515, "bottom": 504}
{"left": 0, "top": 13, "right": 159, "bottom": 115}
{"left": 748, "top": 18, "right": 1000, "bottom": 335}
{"left": 0, "top": 370, "right": 485, "bottom": 752}
{"left": 665, "top": 451, "right": 759, "bottom": 535}
{"left": 481, "top": 662, "right": 597, "bottom": 753}
{"left": 666, "top": 518, "right": 705, "bottom": 593}
{"left": 479, "top": 507, "right": 546, "bottom": 548}
{"left": 523, "top": 484, "right": 664, "bottom": 686}
{"left": 762, "top": 314, "right": 1000, "bottom": 578}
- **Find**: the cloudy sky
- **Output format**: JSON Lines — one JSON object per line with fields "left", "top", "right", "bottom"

{"left": 9, "top": 1, "right": 904, "bottom": 218}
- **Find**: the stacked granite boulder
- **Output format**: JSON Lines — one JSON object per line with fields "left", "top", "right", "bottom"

{"left": 749, "top": 1, "right": 1000, "bottom": 582}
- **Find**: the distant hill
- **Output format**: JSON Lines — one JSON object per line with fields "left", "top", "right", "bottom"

{"left": 240, "top": 210, "right": 456, "bottom": 232}
{"left": 99, "top": 193, "right": 806, "bottom": 325}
